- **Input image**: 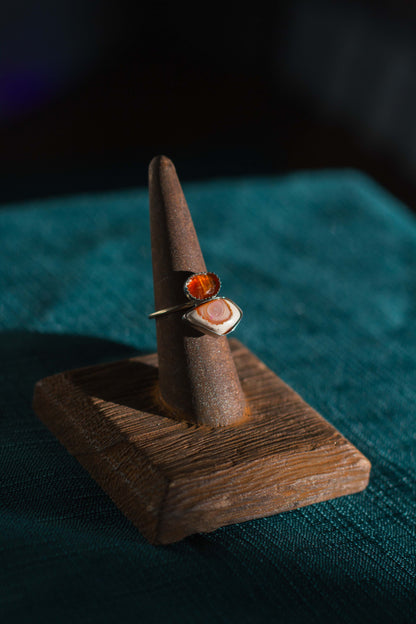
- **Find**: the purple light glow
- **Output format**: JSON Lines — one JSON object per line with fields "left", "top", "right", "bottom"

{"left": 0, "top": 69, "right": 57, "bottom": 119}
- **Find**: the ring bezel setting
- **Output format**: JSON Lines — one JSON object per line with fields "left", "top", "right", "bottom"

{"left": 183, "top": 297, "right": 243, "bottom": 337}
{"left": 149, "top": 271, "right": 242, "bottom": 337}
{"left": 183, "top": 272, "right": 221, "bottom": 301}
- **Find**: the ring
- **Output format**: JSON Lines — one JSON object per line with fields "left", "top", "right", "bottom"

{"left": 149, "top": 272, "right": 242, "bottom": 337}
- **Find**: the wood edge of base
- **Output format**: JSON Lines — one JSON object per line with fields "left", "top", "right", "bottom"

{"left": 31, "top": 339, "right": 372, "bottom": 545}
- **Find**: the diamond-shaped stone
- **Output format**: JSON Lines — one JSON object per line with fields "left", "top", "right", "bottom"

{"left": 184, "top": 297, "right": 242, "bottom": 336}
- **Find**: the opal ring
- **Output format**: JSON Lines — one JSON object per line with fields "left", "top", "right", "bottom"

{"left": 149, "top": 272, "right": 242, "bottom": 337}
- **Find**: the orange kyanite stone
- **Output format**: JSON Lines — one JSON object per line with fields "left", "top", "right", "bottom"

{"left": 185, "top": 272, "right": 220, "bottom": 300}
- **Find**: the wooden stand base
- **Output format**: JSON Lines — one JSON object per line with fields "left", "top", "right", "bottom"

{"left": 33, "top": 339, "right": 370, "bottom": 544}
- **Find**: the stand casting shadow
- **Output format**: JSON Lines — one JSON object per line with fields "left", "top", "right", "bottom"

{"left": 33, "top": 156, "right": 371, "bottom": 544}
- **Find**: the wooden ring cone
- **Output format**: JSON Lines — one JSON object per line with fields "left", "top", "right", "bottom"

{"left": 149, "top": 155, "right": 248, "bottom": 427}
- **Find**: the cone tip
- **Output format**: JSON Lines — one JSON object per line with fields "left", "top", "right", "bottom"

{"left": 149, "top": 155, "right": 175, "bottom": 179}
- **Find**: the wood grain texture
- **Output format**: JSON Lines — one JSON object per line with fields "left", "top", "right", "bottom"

{"left": 33, "top": 338, "right": 371, "bottom": 544}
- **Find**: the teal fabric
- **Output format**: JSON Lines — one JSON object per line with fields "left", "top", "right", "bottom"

{"left": 0, "top": 170, "right": 415, "bottom": 623}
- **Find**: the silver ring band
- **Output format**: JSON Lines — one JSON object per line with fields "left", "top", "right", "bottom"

{"left": 148, "top": 300, "right": 195, "bottom": 319}
{"left": 149, "top": 271, "right": 221, "bottom": 319}
{"left": 148, "top": 271, "right": 242, "bottom": 336}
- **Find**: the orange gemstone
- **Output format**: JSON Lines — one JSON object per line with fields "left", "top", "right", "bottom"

{"left": 185, "top": 272, "right": 221, "bottom": 300}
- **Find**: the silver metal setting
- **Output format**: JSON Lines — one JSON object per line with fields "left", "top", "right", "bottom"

{"left": 149, "top": 271, "right": 221, "bottom": 319}
{"left": 149, "top": 272, "right": 242, "bottom": 338}
{"left": 182, "top": 297, "right": 243, "bottom": 337}
{"left": 148, "top": 300, "right": 195, "bottom": 319}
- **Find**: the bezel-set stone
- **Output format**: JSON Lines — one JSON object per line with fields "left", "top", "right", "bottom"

{"left": 183, "top": 297, "right": 242, "bottom": 337}
{"left": 184, "top": 272, "right": 221, "bottom": 301}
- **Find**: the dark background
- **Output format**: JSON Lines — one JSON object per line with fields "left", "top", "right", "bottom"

{"left": 1, "top": 0, "right": 416, "bottom": 208}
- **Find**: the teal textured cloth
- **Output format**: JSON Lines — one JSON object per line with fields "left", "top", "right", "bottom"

{"left": 0, "top": 170, "right": 415, "bottom": 623}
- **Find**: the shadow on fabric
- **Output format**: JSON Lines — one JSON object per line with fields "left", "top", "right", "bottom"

{"left": 0, "top": 330, "right": 142, "bottom": 383}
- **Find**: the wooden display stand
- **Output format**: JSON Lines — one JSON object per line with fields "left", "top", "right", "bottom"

{"left": 33, "top": 156, "right": 371, "bottom": 544}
